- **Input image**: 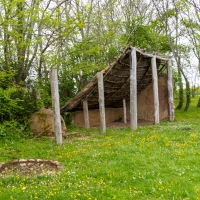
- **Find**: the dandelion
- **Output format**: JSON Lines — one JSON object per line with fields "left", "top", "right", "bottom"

{"left": 190, "top": 133, "right": 197, "bottom": 138}
{"left": 22, "top": 186, "right": 26, "bottom": 191}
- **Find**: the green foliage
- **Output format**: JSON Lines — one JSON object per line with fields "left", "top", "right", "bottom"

{"left": 0, "top": 120, "right": 25, "bottom": 141}
{"left": 62, "top": 34, "right": 119, "bottom": 93}
{"left": 0, "top": 85, "right": 24, "bottom": 122}
{"left": 63, "top": 112, "right": 74, "bottom": 126}
{"left": 121, "top": 17, "right": 171, "bottom": 53}
{"left": 0, "top": 70, "right": 15, "bottom": 89}
{"left": 0, "top": 71, "right": 39, "bottom": 125}
{"left": 33, "top": 83, "right": 52, "bottom": 110}
{"left": 58, "top": 79, "right": 75, "bottom": 108}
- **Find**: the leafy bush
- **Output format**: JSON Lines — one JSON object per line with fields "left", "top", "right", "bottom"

{"left": 0, "top": 70, "right": 15, "bottom": 89}
{"left": 0, "top": 86, "right": 24, "bottom": 122}
{"left": 0, "top": 121, "right": 24, "bottom": 140}
{"left": 0, "top": 70, "right": 39, "bottom": 125}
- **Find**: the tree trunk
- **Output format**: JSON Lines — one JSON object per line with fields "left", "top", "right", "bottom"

{"left": 176, "top": 65, "right": 191, "bottom": 111}
{"left": 191, "top": 85, "right": 196, "bottom": 98}
{"left": 184, "top": 80, "right": 190, "bottom": 111}
{"left": 197, "top": 98, "right": 200, "bottom": 107}
{"left": 178, "top": 67, "right": 191, "bottom": 111}
{"left": 176, "top": 69, "right": 184, "bottom": 109}
{"left": 16, "top": 1, "right": 25, "bottom": 83}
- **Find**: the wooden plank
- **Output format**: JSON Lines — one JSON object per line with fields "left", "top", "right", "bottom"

{"left": 123, "top": 98, "right": 127, "bottom": 123}
{"left": 97, "top": 72, "right": 106, "bottom": 134}
{"left": 167, "top": 59, "right": 174, "bottom": 121}
{"left": 130, "top": 47, "right": 137, "bottom": 130}
{"left": 151, "top": 56, "right": 160, "bottom": 125}
{"left": 136, "top": 48, "right": 170, "bottom": 61}
{"left": 50, "top": 68, "right": 62, "bottom": 145}
{"left": 83, "top": 99, "right": 90, "bottom": 128}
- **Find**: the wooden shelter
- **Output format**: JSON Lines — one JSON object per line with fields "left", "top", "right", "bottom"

{"left": 61, "top": 46, "right": 174, "bottom": 133}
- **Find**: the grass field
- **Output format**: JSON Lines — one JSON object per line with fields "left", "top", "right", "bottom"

{"left": 0, "top": 97, "right": 200, "bottom": 200}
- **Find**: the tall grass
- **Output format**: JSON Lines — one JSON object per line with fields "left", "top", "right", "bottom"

{"left": 0, "top": 97, "right": 200, "bottom": 199}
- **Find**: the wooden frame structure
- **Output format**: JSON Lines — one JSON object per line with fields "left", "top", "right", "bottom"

{"left": 61, "top": 46, "right": 174, "bottom": 133}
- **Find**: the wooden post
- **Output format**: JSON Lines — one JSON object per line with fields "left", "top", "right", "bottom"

{"left": 151, "top": 56, "right": 159, "bottom": 125}
{"left": 97, "top": 71, "right": 106, "bottom": 134}
{"left": 130, "top": 47, "right": 137, "bottom": 130}
{"left": 50, "top": 68, "right": 62, "bottom": 145}
{"left": 123, "top": 98, "right": 127, "bottom": 123}
{"left": 83, "top": 99, "right": 90, "bottom": 128}
{"left": 167, "top": 59, "right": 174, "bottom": 121}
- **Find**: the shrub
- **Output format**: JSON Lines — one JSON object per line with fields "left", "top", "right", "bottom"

{"left": 0, "top": 120, "right": 23, "bottom": 140}
{"left": 0, "top": 70, "right": 38, "bottom": 124}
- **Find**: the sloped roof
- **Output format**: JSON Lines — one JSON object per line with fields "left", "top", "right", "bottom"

{"left": 61, "top": 45, "right": 170, "bottom": 112}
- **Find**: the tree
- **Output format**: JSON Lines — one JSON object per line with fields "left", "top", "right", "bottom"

{"left": 152, "top": 0, "right": 191, "bottom": 111}
{"left": 180, "top": 0, "right": 200, "bottom": 106}
{"left": 0, "top": 0, "right": 74, "bottom": 124}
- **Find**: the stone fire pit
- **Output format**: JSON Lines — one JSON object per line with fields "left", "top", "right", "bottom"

{"left": 0, "top": 159, "right": 63, "bottom": 177}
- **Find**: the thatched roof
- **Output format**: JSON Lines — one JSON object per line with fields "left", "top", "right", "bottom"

{"left": 61, "top": 45, "right": 170, "bottom": 113}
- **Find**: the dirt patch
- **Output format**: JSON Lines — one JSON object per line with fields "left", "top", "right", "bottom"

{"left": 92, "top": 119, "right": 153, "bottom": 128}
{"left": 0, "top": 159, "right": 63, "bottom": 178}
{"left": 63, "top": 132, "right": 91, "bottom": 142}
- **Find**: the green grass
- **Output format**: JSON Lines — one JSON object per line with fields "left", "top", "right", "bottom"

{"left": 1, "top": 97, "right": 200, "bottom": 199}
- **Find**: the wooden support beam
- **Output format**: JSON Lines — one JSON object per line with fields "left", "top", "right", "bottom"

{"left": 50, "top": 68, "right": 62, "bottom": 145}
{"left": 151, "top": 56, "right": 160, "bottom": 125}
{"left": 130, "top": 47, "right": 137, "bottom": 130}
{"left": 83, "top": 99, "right": 90, "bottom": 128}
{"left": 97, "top": 71, "right": 106, "bottom": 134}
{"left": 167, "top": 59, "right": 174, "bottom": 121}
{"left": 123, "top": 98, "right": 127, "bottom": 123}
